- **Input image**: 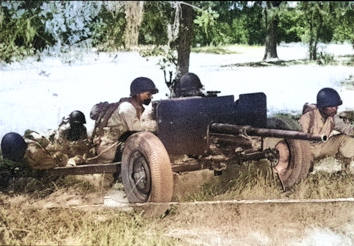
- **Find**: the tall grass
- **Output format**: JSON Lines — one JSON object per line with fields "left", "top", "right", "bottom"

{"left": 184, "top": 158, "right": 354, "bottom": 202}
{"left": 1, "top": 157, "right": 354, "bottom": 245}
{"left": 0, "top": 202, "right": 182, "bottom": 245}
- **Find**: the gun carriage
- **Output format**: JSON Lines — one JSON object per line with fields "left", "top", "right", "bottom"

{"left": 50, "top": 92, "right": 326, "bottom": 203}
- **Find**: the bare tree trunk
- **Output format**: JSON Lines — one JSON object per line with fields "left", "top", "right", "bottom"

{"left": 263, "top": 2, "right": 279, "bottom": 61}
{"left": 176, "top": 3, "right": 194, "bottom": 78}
{"left": 124, "top": 1, "right": 144, "bottom": 49}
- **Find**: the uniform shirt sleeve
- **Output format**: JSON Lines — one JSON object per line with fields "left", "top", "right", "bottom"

{"left": 299, "top": 112, "right": 311, "bottom": 133}
{"left": 109, "top": 101, "right": 142, "bottom": 131}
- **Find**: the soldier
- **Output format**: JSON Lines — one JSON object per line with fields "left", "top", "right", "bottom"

{"left": 91, "top": 77, "right": 159, "bottom": 164}
{"left": 299, "top": 87, "right": 354, "bottom": 168}
{"left": 174, "top": 72, "right": 205, "bottom": 97}
{"left": 1, "top": 132, "right": 27, "bottom": 163}
{"left": 1, "top": 131, "right": 68, "bottom": 170}
{"left": 51, "top": 110, "right": 89, "bottom": 166}
{"left": 55, "top": 110, "right": 88, "bottom": 142}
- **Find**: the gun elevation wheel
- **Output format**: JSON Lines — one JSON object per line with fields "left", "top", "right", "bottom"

{"left": 121, "top": 132, "right": 173, "bottom": 203}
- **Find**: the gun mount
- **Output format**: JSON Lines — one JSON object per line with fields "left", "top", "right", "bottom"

{"left": 48, "top": 92, "right": 321, "bottom": 203}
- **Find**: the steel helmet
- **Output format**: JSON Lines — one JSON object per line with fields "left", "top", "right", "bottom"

{"left": 316, "top": 87, "right": 342, "bottom": 108}
{"left": 1, "top": 132, "right": 27, "bottom": 162}
{"left": 69, "top": 110, "right": 86, "bottom": 124}
{"left": 130, "top": 77, "right": 159, "bottom": 96}
{"left": 178, "top": 73, "right": 204, "bottom": 97}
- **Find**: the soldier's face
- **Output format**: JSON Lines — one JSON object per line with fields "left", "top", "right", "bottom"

{"left": 138, "top": 91, "right": 153, "bottom": 105}
{"left": 321, "top": 106, "right": 338, "bottom": 117}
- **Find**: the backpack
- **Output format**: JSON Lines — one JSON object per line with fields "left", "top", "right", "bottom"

{"left": 90, "top": 98, "right": 137, "bottom": 141}
{"left": 90, "top": 101, "right": 120, "bottom": 139}
{"left": 302, "top": 102, "right": 317, "bottom": 114}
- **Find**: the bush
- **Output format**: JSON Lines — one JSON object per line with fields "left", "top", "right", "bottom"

{"left": 0, "top": 2, "right": 39, "bottom": 62}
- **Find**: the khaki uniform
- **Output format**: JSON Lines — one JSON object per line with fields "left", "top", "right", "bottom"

{"left": 23, "top": 130, "right": 68, "bottom": 170}
{"left": 23, "top": 122, "right": 90, "bottom": 169}
{"left": 93, "top": 98, "right": 144, "bottom": 164}
{"left": 299, "top": 105, "right": 354, "bottom": 160}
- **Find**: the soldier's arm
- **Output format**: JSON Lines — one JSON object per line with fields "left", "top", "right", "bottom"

{"left": 334, "top": 114, "right": 354, "bottom": 136}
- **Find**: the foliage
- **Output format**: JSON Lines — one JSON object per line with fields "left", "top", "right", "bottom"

{"left": 0, "top": 1, "right": 353, "bottom": 64}
{"left": 138, "top": 1, "right": 171, "bottom": 46}
{"left": 193, "top": 6, "right": 221, "bottom": 46}
{"left": 193, "top": 2, "right": 265, "bottom": 46}
{"left": 39, "top": 1, "right": 102, "bottom": 53}
{"left": 277, "top": 7, "right": 303, "bottom": 43}
{"left": 316, "top": 50, "right": 335, "bottom": 65}
{"left": 332, "top": 3, "right": 354, "bottom": 46}
{"left": 91, "top": 2, "right": 126, "bottom": 51}
{"left": 240, "top": 3, "right": 266, "bottom": 45}
{"left": 296, "top": 2, "right": 337, "bottom": 60}
{"left": 0, "top": 1, "right": 41, "bottom": 62}
{"left": 139, "top": 46, "right": 177, "bottom": 71}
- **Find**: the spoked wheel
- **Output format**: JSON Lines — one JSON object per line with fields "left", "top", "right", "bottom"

{"left": 121, "top": 132, "right": 173, "bottom": 203}
{"left": 264, "top": 116, "right": 312, "bottom": 190}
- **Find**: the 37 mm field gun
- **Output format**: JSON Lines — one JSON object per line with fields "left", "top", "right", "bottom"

{"left": 50, "top": 92, "right": 326, "bottom": 203}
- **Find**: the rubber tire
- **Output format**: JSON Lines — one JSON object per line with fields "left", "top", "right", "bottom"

{"left": 121, "top": 132, "right": 173, "bottom": 203}
{"left": 266, "top": 115, "right": 302, "bottom": 131}
{"left": 264, "top": 116, "right": 312, "bottom": 189}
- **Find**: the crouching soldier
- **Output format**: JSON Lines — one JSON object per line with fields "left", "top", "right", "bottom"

{"left": 51, "top": 110, "right": 90, "bottom": 166}
{"left": 55, "top": 110, "right": 88, "bottom": 142}
{"left": 89, "top": 77, "right": 159, "bottom": 164}
{"left": 299, "top": 87, "right": 354, "bottom": 171}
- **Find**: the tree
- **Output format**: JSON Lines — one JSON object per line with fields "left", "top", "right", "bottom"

{"left": 331, "top": 2, "right": 354, "bottom": 48}
{"left": 262, "top": 1, "right": 282, "bottom": 61}
{"left": 175, "top": 2, "right": 195, "bottom": 77}
{"left": 298, "top": 1, "right": 335, "bottom": 60}
{"left": 124, "top": 1, "right": 144, "bottom": 49}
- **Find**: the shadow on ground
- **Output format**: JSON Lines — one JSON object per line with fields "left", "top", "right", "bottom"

{"left": 225, "top": 54, "right": 354, "bottom": 67}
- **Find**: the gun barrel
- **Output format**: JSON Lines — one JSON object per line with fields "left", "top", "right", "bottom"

{"left": 209, "top": 123, "right": 327, "bottom": 142}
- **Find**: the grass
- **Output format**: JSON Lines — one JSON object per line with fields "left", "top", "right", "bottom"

{"left": 1, "top": 157, "right": 354, "bottom": 245}
{"left": 0, "top": 202, "right": 181, "bottom": 245}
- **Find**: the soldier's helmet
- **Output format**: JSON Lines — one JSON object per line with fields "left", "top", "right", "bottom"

{"left": 69, "top": 110, "right": 86, "bottom": 124}
{"left": 130, "top": 77, "right": 159, "bottom": 96}
{"left": 316, "top": 87, "right": 342, "bottom": 108}
{"left": 1, "top": 132, "right": 27, "bottom": 162}
{"left": 178, "top": 73, "right": 204, "bottom": 97}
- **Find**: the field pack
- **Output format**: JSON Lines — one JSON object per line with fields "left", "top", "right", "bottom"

{"left": 90, "top": 101, "right": 120, "bottom": 138}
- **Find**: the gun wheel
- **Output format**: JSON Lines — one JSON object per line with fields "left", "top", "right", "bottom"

{"left": 121, "top": 132, "right": 173, "bottom": 203}
{"left": 264, "top": 116, "right": 312, "bottom": 190}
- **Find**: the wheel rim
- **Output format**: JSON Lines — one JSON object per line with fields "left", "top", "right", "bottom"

{"left": 274, "top": 140, "right": 290, "bottom": 177}
{"left": 127, "top": 150, "right": 151, "bottom": 201}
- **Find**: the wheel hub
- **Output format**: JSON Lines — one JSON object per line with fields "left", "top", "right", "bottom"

{"left": 130, "top": 152, "right": 151, "bottom": 195}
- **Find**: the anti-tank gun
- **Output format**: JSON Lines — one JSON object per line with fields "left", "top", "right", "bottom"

{"left": 49, "top": 92, "right": 326, "bottom": 204}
